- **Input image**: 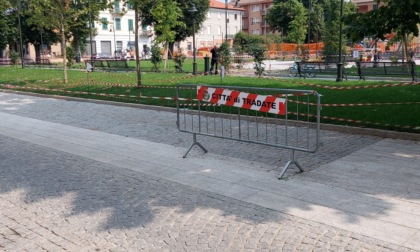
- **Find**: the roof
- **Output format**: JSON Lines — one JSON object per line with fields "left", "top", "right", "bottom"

{"left": 234, "top": 0, "right": 273, "bottom": 5}
{"left": 209, "top": 0, "right": 244, "bottom": 11}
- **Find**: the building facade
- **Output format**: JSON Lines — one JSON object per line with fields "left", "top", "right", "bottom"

{"left": 351, "top": 0, "right": 384, "bottom": 14}
{"left": 237, "top": 0, "right": 273, "bottom": 36}
{"left": 180, "top": 0, "right": 243, "bottom": 54}
{"left": 89, "top": 1, "right": 153, "bottom": 58}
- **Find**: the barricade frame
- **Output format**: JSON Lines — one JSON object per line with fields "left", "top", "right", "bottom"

{"left": 176, "top": 84, "right": 322, "bottom": 179}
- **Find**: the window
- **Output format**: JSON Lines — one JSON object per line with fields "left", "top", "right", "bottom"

{"left": 115, "top": 18, "right": 121, "bottom": 31}
{"left": 126, "top": 3, "right": 132, "bottom": 10}
{"left": 114, "top": 0, "right": 120, "bottom": 13}
{"left": 251, "top": 5, "right": 260, "bottom": 12}
{"left": 101, "top": 18, "right": 108, "bottom": 30}
{"left": 187, "top": 42, "right": 192, "bottom": 51}
{"left": 373, "top": 4, "right": 378, "bottom": 10}
{"left": 128, "top": 19, "right": 133, "bottom": 31}
{"left": 234, "top": 14, "right": 238, "bottom": 21}
{"left": 116, "top": 41, "right": 122, "bottom": 52}
{"left": 252, "top": 29, "right": 260, "bottom": 35}
{"left": 251, "top": 18, "right": 260, "bottom": 24}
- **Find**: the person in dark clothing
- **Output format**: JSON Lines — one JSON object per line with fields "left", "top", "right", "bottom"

{"left": 210, "top": 45, "right": 219, "bottom": 74}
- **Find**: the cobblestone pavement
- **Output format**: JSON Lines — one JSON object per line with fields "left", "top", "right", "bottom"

{"left": 0, "top": 92, "right": 380, "bottom": 173}
{"left": 1, "top": 135, "right": 415, "bottom": 252}
{"left": 0, "top": 92, "right": 416, "bottom": 251}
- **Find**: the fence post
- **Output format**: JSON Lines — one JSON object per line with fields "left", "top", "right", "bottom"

{"left": 204, "top": 55, "right": 210, "bottom": 75}
{"left": 356, "top": 62, "right": 362, "bottom": 80}
{"left": 410, "top": 61, "right": 416, "bottom": 81}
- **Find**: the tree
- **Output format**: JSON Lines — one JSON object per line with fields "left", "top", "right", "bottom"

{"left": 218, "top": 42, "right": 231, "bottom": 73}
{"left": 345, "top": 0, "right": 420, "bottom": 61}
{"left": 233, "top": 32, "right": 267, "bottom": 76}
{"left": 25, "top": 0, "right": 107, "bottom": 83}
{"left": 0, "top": 1, "right": 18, "bottom": 57}
{"left": 322, "top": 0, "right": 356, "bottom": 61}
{"left": 140, "top": 0, "right": 209, "bottom": 58}
{"left": 67, "top": 0, "right": 108, "bottom": 63}
{"left": 248, "top": 44, "right": 267, "bottom": 77}
{"left": 151, "top": 0, "right": 184, "bottom": 71}
{"left": 265, "top": 0, "right": 307, "bottom": 44}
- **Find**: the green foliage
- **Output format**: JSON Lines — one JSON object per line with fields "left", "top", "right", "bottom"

{"left": 150, "top": 43, "right": 163, "bottom": 72}
{"left": 233, "top": 32, "right": 265, "bottom": 56}
{"left": 265, "top": 0, "right": 307, "bottom": 44}
{"left": 233, "top": 32, "right": 267, "bottom": 74}
{"left": 10, "top": 51, "right": 19, "bottom": 65}
{"left": 247, "top": 44, "right": 267, "bottom": 77}
{"left": 218, "top": 42, "right": 232, "bottom": 70}
{"left": 173, "top": 49, "right": 186, "bottom": 73}
{"left": 321, "top": 0, "right": 356, "bottom": 62}
{"left": 139, "top": 0, "right": 209, "bottom": 43}
{"left": 151, "top": 0, "right": 184, "bottom": 44}
{"left": 66, "top": 46, "right": 75, "bottom": 67}
{"left": 265, "top": 34, "right": 283, "bottom": 44}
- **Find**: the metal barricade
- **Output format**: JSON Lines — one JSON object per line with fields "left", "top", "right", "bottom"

{"left": 176, "top": 84, "right": 322, "bottom": 179}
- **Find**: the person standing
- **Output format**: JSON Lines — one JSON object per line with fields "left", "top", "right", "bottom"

{"left": 210, "top": 45, "right": 219, "bottom": 74}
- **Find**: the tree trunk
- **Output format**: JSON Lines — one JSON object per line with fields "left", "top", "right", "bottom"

{"left": 163, "top": 42, "right": 168, "bottom": 72}
{"left": 168, "top": 42, "right": 174, "bottom": 59}
{"left": 61, "top": 23, "right": 67, "bottom": 84}
{"left": 35, "top": 44, "right": 41, "bottom": 64}
{"left": 134, "top": 5, "right": 142, "bottom": 88}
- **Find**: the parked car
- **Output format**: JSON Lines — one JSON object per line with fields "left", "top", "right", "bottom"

{"left": 92, "top": 53, "right": 110, "bottom": 59}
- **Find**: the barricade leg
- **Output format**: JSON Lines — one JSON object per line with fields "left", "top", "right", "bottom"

{"left": 279, "top": 150, "right": 305, "bottom": 179}
{"left": 183, "top": 133, "right": 207, "bottom": 158}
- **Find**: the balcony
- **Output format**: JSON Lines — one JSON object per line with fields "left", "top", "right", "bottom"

{"left": 140, "top": 30, "right": 153, "bottom": 37}
{"left": 111, "top": 8, "right": 122, "bottom": 15}
{"left": 260, "top": 9, "right": 267, "bottom": 15}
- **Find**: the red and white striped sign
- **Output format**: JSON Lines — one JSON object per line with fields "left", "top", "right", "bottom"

{"left": 197, "top": 86, "right": 286, "bottom": 115}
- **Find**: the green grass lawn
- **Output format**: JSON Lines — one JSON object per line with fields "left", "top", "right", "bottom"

{"left": 0, "top": 66, "right": 419, "bottom": 133}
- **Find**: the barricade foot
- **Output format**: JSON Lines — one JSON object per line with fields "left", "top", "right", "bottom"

{"left": 278, "top": 150, "right": 305, "bottom": 179}
{"left": 183, "top": 134, "right": 207, "bottom": 158}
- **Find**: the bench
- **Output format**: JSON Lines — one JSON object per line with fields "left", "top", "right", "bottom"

{"left": 296, "top": 61, "right": 349, "bottom": 80}
{"left": 356, "top": 61, "right": 417, "bottom": 81}
{"left": 106, "top": 59, "right": 134, "bottom": 71}
{"left": 34, "top": 58, "right": 57, "bottom": 68}
{"left": 84, "top": 60, "right": 108, "bottom": 71}
{"left": 23, "top": 58, "right": 35, "bottom": 67}
{"left": 0, "top": 58, "right": 12, "bottom": 65}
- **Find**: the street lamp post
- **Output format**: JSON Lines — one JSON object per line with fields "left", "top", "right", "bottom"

{"left": 17, "top": 12, "right": 24, "bottom": 68}
{"left": 189, "top": 4, "right": 198, "bottom": 75}
{"left": 88, "top": 0, "right": 94, "bottom": 64}
{"left": 336, "top": 0, "right": 344, "bottom": 82}
{"left": 225, "top": 0, "right": 228, "bottom": 42}
{"left": 39, "top": 27, "right": 43, "bottom": 61}
{"left": 110, "top": 21, "right": 116, "bottom": 59}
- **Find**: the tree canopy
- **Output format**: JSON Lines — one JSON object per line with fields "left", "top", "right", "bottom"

{"left": 265, "top": 0, "right": 307, "bottom": 44}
